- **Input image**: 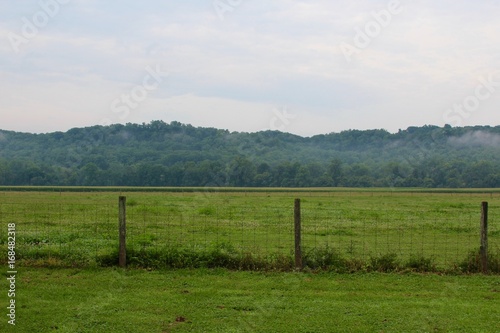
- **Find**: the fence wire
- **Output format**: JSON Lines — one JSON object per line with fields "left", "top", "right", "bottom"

{"left": 0, "top": 191, "right": 498, "bottom": 270}
{"left": 126, "top": 204, "right": 294, "bottom": 255}
{"left": 301, "top": 202, "right": 480, "bottom": 268}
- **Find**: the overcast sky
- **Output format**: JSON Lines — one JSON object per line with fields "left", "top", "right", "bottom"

{"left": 1, "top": 0, "right": 499, "bottom": 137}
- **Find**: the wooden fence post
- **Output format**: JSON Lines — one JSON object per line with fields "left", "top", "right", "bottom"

{"left": 294, "top": 198, "right": 302, "bottom": 270}
{"left": 119, "top": 196, "right": 127, "bottom": 268}
{"left": 480, "top": 201, "right": 488, "bottom": 274}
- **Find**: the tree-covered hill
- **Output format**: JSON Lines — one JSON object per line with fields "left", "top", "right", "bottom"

{"left": 1, "top": 120, "right": 500, "bottom": 187}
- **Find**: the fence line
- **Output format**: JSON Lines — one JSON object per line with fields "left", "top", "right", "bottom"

{"left": 0, "top": 192, "right": 498, "bottom": 272}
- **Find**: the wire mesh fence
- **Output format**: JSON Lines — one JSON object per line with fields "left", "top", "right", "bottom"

{"left": 127, "top": 204, "right": 294, "bottom": 255}
{"left": 0, "top": 198, "right": 116, "bottom": 266}
{"left": 301, "top": 201, "right": 481, "bottom": 268}
{"left": 0, "top": 190, "right": 498, "bottom": 272}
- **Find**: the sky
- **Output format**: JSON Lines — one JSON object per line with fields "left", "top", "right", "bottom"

{"left": 1, "top": 0, "right": 500, "bottom": 137}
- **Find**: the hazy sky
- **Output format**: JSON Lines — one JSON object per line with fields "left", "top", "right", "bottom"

{"left": 1, "top": 0, "right": 499, "bottom": 136}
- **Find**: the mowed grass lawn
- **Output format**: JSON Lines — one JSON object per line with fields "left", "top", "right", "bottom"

{"left": 2, "top": 267, "right": 499, "bottom": 333}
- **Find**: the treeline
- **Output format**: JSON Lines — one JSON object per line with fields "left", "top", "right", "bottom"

{"left": 1, "top": 120, "right": 500, "bottom": 188}
{"left": 0, "top": 156, "right": 498, "bottom": 188}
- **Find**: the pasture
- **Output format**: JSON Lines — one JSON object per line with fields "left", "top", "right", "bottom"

{"left": 1, "top": 188, "right": 500, "bottom": 331}
{"left": 0, "top": 188, "right": 499, "bottom": 271}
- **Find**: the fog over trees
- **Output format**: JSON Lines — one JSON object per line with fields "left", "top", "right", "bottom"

{"left": 1, "top": 121, "right": 500, "bottom": 188}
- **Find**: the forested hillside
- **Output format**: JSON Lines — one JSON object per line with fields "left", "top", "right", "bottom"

{"left": 1, "top": 120, "right": 500, "bottom": 187}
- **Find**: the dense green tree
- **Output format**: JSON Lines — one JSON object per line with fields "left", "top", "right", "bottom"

{"left": 1, "top": 121, "right": 500, "bottom": 188}
{"left": 227, "top": 157, "right": 256, "bottom": 187}
{"left": 328, "top": 159, "right": 343, "bottom": 186}
{"left": 79, "top": 163, "right": 100, "bottom": 186}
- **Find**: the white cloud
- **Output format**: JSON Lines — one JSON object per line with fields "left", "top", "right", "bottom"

{"left": 1, "top": 0, "right": 500, "bottom": 135}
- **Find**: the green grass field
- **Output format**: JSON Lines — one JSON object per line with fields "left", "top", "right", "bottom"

{"left": 2, "top": 268, "right": 499, "bottom": 332}
{"left": 1, "top": 188, "right": 500, "bottom": 332}
{"left": 1, "top": 188, "right": 499, "bottom": 271}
